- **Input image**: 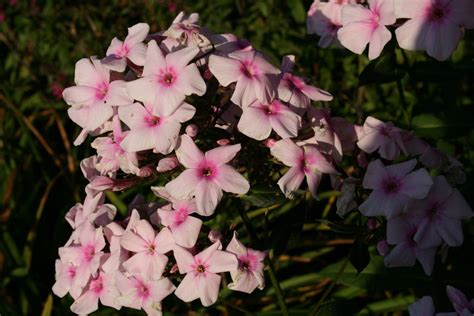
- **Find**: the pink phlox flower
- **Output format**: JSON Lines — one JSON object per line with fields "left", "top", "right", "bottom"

{"left": 102, "top": 23, "right": 150, "bottom": 72}
{"left": 384, "top": 211, "right": 436, "bottom": 275}
{"left": 92, "top": 115, "right": 140, "bottom": 175}
{"left": 70, "top": 270, "right": 121, "bottom": 314}
{"left": 359, "top": 159, "right": 433, "bottom": 218}
{"left": 173, "top": 241, "right": 238, "bottom": 306}
{"left": 63, "top": 57, "right": 133, "bottom": 145}
{"left": 115, "top": 272, "right": 175, "bottom": 316}
{"left": 158, "top": 199, "right": 202, "bottom": 248}
{"left": 395, "top": 0, "right": 474, "bottom": 61}
{"left": 271, "top": 138, "right": 338, "bottom": 199}
{"left": 58, "top": 223, "right": 106, "bottom": 290}
{"left": 446, "top": 285, "right": 474, "bottom": 315}
{"left": 226, "top": 232, "right": 266, "bottom": 294}
{"left": 408, "top": 296, "right": 435, "bottom": 316}
{"left": 126, "top": 40, "right": 206, "bottom": 116}
{"left": 237, "top": 98, "right": 301, "bottom": 140}
{"left": 307, "top": 0, "right": 356, "bottom": 48}
{"left": 278, "top": 56, "right": 333, "bottom": 109}
{"left": 52, "top": 259, "right": 83, "bottom": 300}
{"left": 208, "top": 50, "right": 280, "bottom": 107}
{"left": 357, "top": 116, "right": 408, "bottom": 160}
{"left": 413, "top": 176, "right": 473, "bottom": 248}
{"left": 161, "top": 12, "right": 209, "bottom": 49}
{"left": 165, "top": 135, "right": 250, "bottom": 216}
{"left": 338, "top": 0, "right": 396, "bottom": 60}
{"left": 118, "top": 101, "right": 195, "bottom": 154}
{"left": 120, "top": 219, "right": 174, "bottom": 279}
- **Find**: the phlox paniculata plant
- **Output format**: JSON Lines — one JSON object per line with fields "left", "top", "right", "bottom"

{"left": 307, "top": 0, "right": 474, "bottom": 61}
{"left": 54, "top": 11, "right": 472, "bottom": 315}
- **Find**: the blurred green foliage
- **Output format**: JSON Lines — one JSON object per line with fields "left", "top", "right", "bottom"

{"left": 0, "top": 0, "right": 473, "bottom": 315}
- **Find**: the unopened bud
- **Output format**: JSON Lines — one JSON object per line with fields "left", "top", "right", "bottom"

{"left": 185, "top": 124, "right": 198, "bottom": 138}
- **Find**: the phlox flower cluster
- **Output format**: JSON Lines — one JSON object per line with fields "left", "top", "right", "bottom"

{"left": 307, "top": 0, "right": 474, "bottom": 61}
{"left": 55, "top": 10, "right": 472, "bottom": 315}
{"left": 409, "top": 285, "right": 474, "bottom": 315}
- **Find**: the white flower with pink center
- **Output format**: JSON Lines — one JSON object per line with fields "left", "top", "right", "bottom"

{"left": 357, "top": 116, "right": 407, "bottom": 161}
{"left": 173, "top": 241, "right": 238, "bottom": 306}
{"left": 384, "top": 212, "right": 437, "bottom": 275}
{"left": 278, "top": 72, "right": 333, "bottom": 109}
{"left": 165, "top": 135, "right": 250, "bottom": 216}
{"left": 158, "top": 199, "right": 202, "bottom": 248}
{"left": 102, "top": 23, "right": 149, "bottom": 72}
{"left": 52, "top": 260, "right": 83, "bottom": 300}
{"left": 118, "top": 101, "right": 195, "bottom": 154}
{"left": 209, "top": 50, "right": 280, "bottom": 107}
{"left": 237, "top": 99, "right": 301, "bottom": 140}
{"left": 271, "top": 138, "right": 338, "bottom": 199}
{"left": 120, "top": 219, "right": 174, "bottom": 279}
{"left": 126, "top": 40, "right": 206, "bottom": 116}
{"left": 57, "top": 224, "right": 106, "bottom": 290}
{"left": 395, "top": 0, "right": 474, "bottom": 61}
{"left": 70, "top": 271, "right": 121, "bottom": 314}
{"left": 337, "top": 0, "right": 396, "bottom": 60}
{"left": 115, "top": 273, "right": 175, "bottom": 316}
{"left": 63, "top": 57, "right": 133, "bottom": 145}
{"left": 359, "top": 159, "right": 433, "bottom": 219}
{"left": 226, "top": 232, "right": 266, "bottom": 294}
{"left": 91, "top": 115, "right": 139, "bottom": 175}
{"left": 413, "top": 176, "right": 473, "bottom": 248}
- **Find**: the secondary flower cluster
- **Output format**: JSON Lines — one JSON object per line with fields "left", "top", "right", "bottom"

{"left": 55, "top": 10, "right": 473, "bottom": 315}
{"left": 409, "top": 286, "right": 474, "bottom": 315}
{"left": 307, "top": 0, "right": 474, "bottom": 61}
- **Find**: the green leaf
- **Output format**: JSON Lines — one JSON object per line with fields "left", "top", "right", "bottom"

{"left": 349, "top": 239, "right": 370, "bottom": 274}
{"left": 316, "top": 299, "right": 365, "bottom": 316}
{"left": 359, "top": 53, "right": 406, "bottom": 86}
{"left": 412, "top": 114, "right": 447, "bottom": 138}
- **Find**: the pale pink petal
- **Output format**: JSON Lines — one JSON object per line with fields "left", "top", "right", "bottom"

{"left": 270, "top": 108, "right": 301, "bottom": 139}
{"left": 175, "top": 274, "right": 200, "bottom": 302}
{"left": 125, "top": 23, "right": 150, "bottom": 45}
{"left": 437, "top": 218, "right": 464, "bottom": 247}
{"left": 368, "top": 25, "right": 392, "bottom": 60}
{"left": 70, "top": 291, "right": 99, "bottom": 315}
{"left": 408, "top": 296, "right": 435, "bottom": 316}
{"left": 395, "top": 18, "right": 429, "bottom": 51}
{"left": 198, "top": 273, "right": 221, "bottom": 307}
{"left": 302, "top": 85, "right": 333, "bottom": 102}
{"left": 143, "top": 40, "right": 166, "bottom": 77}
{"left": 118, "top": 103, "right": 149, "bottom": 128}
{"left": 106, "top": 37, "right": 123, "bottom": 56}
{"left": 153, "top": 85, "right": 185, "bottom": 116}
{"left": 237, "top": 106, "right": 272, "bottom": 140}
{"left": 306, "top": 171, "right": 322, "bottom": 199}
{"left": 195, "top": 181, "right": 223, "bottom": 216}
{"left": 386, "top": 216, "right": 409, "bottom": 244}
{"left": 127, "top": 43, "right": 147, "bottom": 66}
{"left": 214, "top": 164, "right": 249, "bottom": 195}
{"left": 62, "top": 86, "right": 97, "bottom": 106}
{"left": 413, "top": 218, "right": 442, "bottom": 248}
{"left": 172, "top": 216, "right": 202, "bottom": 248}
{"left": 208, "top": 54, "right": 242, "bottom": 86}
{"left": 75, "top": 58, "right": 108, "bottom": 87}
{"left": 120, "top": 231, "right": 147, "bottom": 253}
{"left": 277, "top": 166, "right": 306, "bottom": 198}
{"left": 175, "top": 135, "right": 205, "bottom": 168}
{"left": 425, "top": 23, "right": 463, "bottom": 61}
{"left": 207, "top": 250, "right": 238, "bottom": 273}
{"left": 168, "top": 102, "right": 196, "bottom": 123}
{"left": 384, "top": 243, "right": 416, "bottom": 267}
{"left": 341, "top": 4, "right": 374, "bottom": 24}
{"left": 400, "top": 168, "right": 433, "bottom": 199}
{"left": 443, "top": 190, "right": 473, "bottom": 220}
{"left": 359, "top": 189, "right": 404, "bottom": 218}
{"left": 229, "top": 272, "right": 259, "bottom": 293}
{"left": 166, "top": 46, "right": 200, "bottom": 69}
{"left": 106, "top": 80, "right": 133, "bottom": 106}
{"left": 119, "top": 126, "right": 157, "bottom": 153}
{"left": 126, "top": 77, "right": 156, "bottom": 105}
{"left": 165, "top": 169, "right": 201, "bottom": 200}
{"left": 175, "top": 64, "right": 206, "bottom": 96}
{"left": 357, "top": 131, "right": 387, "bottom": 154}
{"left": 154, "top": 227, "right": 175, "bottom": 254}
{"left": 271, "top": 139, "right": 303, "bottom": 167}
{"left": 375, "top": 0, "right": 396, "bottom": 24}
{"left": 338, "top": 21, "right": 373, "bottom": 54}
{"left": 226, "top": 232, "right": 247, "bottom": 256}
{"left": 205, "top": 144, "right": 241, "bottom": 165}
{"left": 196, "top": 241, "right": 221, "bottom": 262}
{"left": 415, "top": 247, "right": 436, "bottom": 275}
{"left": 386, "top": 159, "right": 417, "bottom": 178}
{"left": 231, "top": 77, "right": 256, "bottom": 107}
{"left": 173, "top": 245, "right": 196, "bottom": 274}
{"left": 362, "top": 159, "right": 388, "bottom": 190}
{"left": 394, "top": 0, "right": 430, "bottom": 18}
{"left": 123, "top": 252, "right": 168, "bottom": 278}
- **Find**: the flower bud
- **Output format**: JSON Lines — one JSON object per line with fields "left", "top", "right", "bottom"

{"left": 263, "top": 138, "right": 277, "bottom": 148}
{"left": 367, "top": 218, "right": 377, "bottom": 230}
{"left": 208, "top": 230, "right": 222, "bottom": 243}
{"left": 185, "top": 124, "right": 198, "bottom": 138}
{"left": 217, "top": 138, "right": 230, "bottom": 146}
{"left": 377, "top": 240, "right": 389, "bottom": 256}
{"left": 156, "top": 157, "right": 179, "bottom": 173}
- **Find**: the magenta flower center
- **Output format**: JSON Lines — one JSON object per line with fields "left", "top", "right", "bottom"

{"left": 383, "top": 178, "right": 401, "bottom": 195}
{"left": 136, "top": 281, "right": 150, "bottom": 300}
{"left": 82, "top": 244, "right": 95, "bottom": 263}
{"left": 146, "top": 115, "right": 162, "bottom": 126}
{"left": 240, "top": 60, "right": 258, "bottom": 79}
{"left": 197, "top": 161, "right": 218, "bottom": 180}
{"left": 158, "top": 67, "right": 177, "bottom": 86}
{"left": 174, "top": 208, "right": 188, "bottom": 225}
{"left": 117, "top": 44, "right": 130, "bottom": 58}
{"left": 67, "top": 266, "right": 76, "bottom": 279}
{"left": 95, "top": 82, "right": 109, "bottom": 100}
{"left": 90, "top": 276, "right": 104, "bottom": 294}
{"left": 147, "top": 242, "right": 156, "bottom": 254}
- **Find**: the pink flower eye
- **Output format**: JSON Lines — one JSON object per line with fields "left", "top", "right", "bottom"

{"left": 383, "top": 179, "right": 401, "bottom": 194}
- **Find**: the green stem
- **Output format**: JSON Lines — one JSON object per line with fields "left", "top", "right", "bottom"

{"left": 236, "top": 205, "right": 289, "bottom": 316}
{"left": 310, "top": 255, "right": 350, "bottom": 316}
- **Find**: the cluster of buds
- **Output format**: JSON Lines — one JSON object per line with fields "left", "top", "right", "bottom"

{"left": 307, "top": 0, "right": 474, "bottom": 60}
{"left": 54, "top": 10, "right": 472, "bottom": 315}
